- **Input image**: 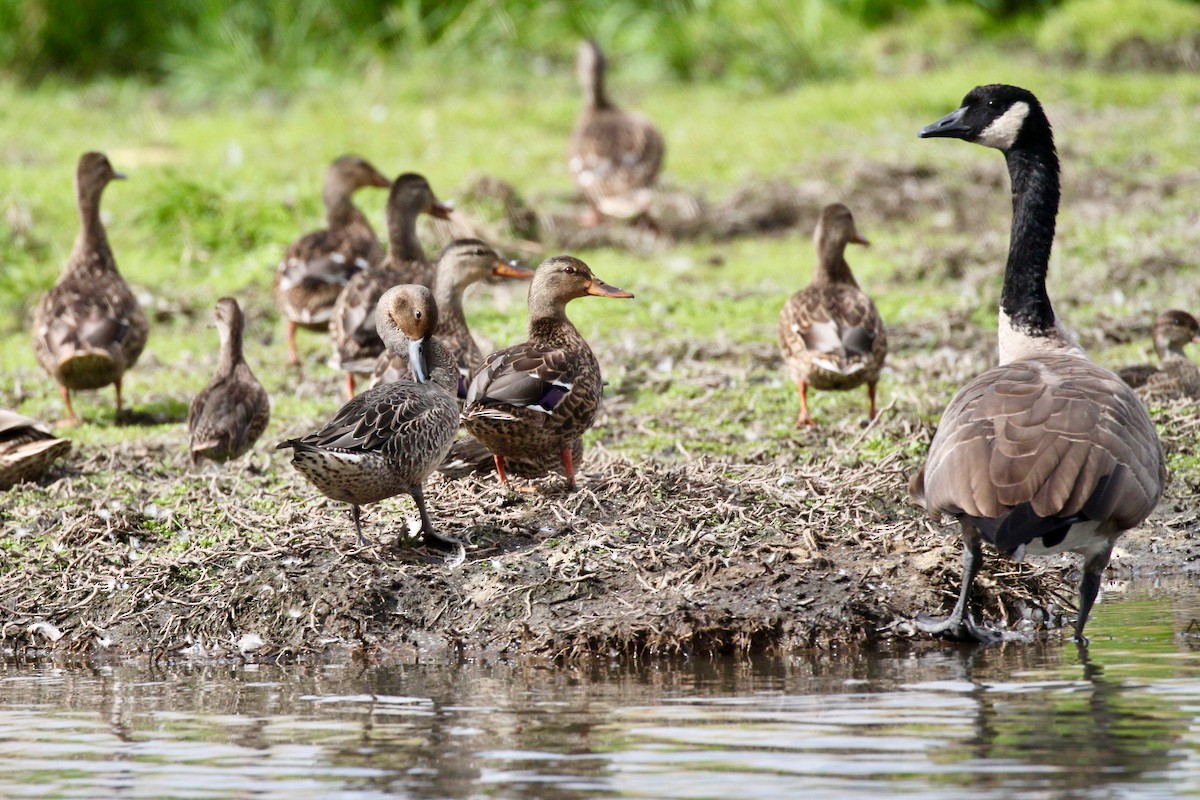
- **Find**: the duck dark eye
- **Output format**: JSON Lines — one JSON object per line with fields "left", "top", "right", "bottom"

{"left": 414, "top": 310, "right": 422, "bottom": 319}
{"left": 563, "top": 266, "right": 577, "bottom": 275}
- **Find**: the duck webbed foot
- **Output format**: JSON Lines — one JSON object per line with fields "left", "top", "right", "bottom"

{"left": 916, "top": 611, "right": 1003, "bottom": 644}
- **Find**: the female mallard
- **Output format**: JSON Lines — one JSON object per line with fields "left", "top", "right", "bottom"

{"left": 568, "top": 40, "right": 665, "bottom": 228}
{"left": 188, "top": 297, "right": 271, "bottom": 465}
{"left": 462, "top": 256, "right": 633, "bottom": 489}
{"left": 369, "top": 239, "right": 533, "bottom": 391}
{"left": 274, "top": 155, "right": 391, "bottom": 366}
{"left": 778, "top": 203, "right": 886, "bottom": 426}
{"left": 0, "top": 410, "right": 71, "bottom": 490}
{"left": 1117, "top": 309, "right": 1200, "bottom": 401}
{"left": 330, "top": 173, "right": 451, "bottom": 398}
{"left": 911, "top": 85, "right": 1165, "bottom": 643}
{"left": 32, "top": 152, "right": 147, "bottom": 425}
{"left": 280, "top": 284, "right": 460, "bottom": 551}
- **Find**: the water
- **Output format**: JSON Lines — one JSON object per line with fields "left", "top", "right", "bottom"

{"left": 3, "top": 582, "right": 1200, "bottom": 799}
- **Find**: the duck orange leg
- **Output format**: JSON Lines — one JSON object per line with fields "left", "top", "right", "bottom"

{"left": 795, "top": 381, "right": 816, "bottom": 427}
{"left": 114, "top": 378, "right": 125, "bottom": 424}
{"left": 867, "top": 382, "right": 878, "bottom": 421}
{"left": 58, "top": 385, "right": 79, "bottom": 427}
{"left": 493, "top": 454, "right": 509, "bottom": 487}
{"left": 561, "top": 446, "right": 576, "bottom": 491}
{"left": 286, "top": 320, "right": 300, "bottom": 367}
{"left": 344, "top": 372, "right": 356, "bottom": 400}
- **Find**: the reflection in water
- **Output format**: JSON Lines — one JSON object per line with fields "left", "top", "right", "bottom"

{"left": 2, "top": 586, "right": 1200, "bottom": 798}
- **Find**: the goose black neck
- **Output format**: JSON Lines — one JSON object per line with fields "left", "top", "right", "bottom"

{"left": 1000, "top": 141, "right": 1059, "bottom": 334}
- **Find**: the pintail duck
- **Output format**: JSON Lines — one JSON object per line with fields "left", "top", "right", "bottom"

{"left": 369, "top": 239, "right": 534, "bottom": 391}
{"left": 1117, "top": 309, "right": 1200, "bottom": 402}
{"left": 188, "top": 297, "right": 271, "bottom": 465}
{"left": 778, "top": 203, "right": 887, "bottom": 426}
{"left": 32, "top": 152, "right": 147, "bottom": 425}
{"left": 274, "top": 155, "right": 391, "bottom": 366}
{"left": 0, "top": 410, "right": 71, "bottom": 490}
{"left": 568, "top": 40, "right": 665, "bottom": 228}
{"left": 330, "top": 173, "right": 451, "bottom": 398}
{"left": 910, "top": 85, "right": 1165, "bottom": 644}
{"left": 462, "top": 256, "right": 633, "bottom": 489}
{"left": 280, "top": 285, "right": 460, "bottom": 551}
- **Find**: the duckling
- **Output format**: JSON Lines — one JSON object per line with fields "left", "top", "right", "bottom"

{"left": 462, "top": 256, "right": 633, "bottom": 489}
{"left": 32, "top": 152, "right": 147, "bottom": 425}
{"left": 568, "top": 40, "right": 665, "bottom": 228}
{"left": 274, "top": 155, "right": 391, "bottom": 366}
{"left": 911, "top": 84, "right": 1165, "bottom": 644}
{"left": 330, "top": 173, "right": 451, "bottom": 398}
{"left": 778, "top": 204, "right": 887, "bottom": 426}
{"left": 280, "top": 285, "right": 460, "bottom": 551}
{"left": 0, "top": 410, "right": 71, "bottom": 490}
{"left": 188, "top": 298, "right": 271, "bottom": 465}
{"left": 369, "top": 239, "right": 534, "bottom": 391}
{"left": 1117, "top": 309, "right": 1200, "bottom": 401}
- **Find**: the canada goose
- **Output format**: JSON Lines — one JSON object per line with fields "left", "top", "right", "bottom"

{"left": 273, "top": 155, "right": 391, "bottom": 366}
{"left": 329, "top": 173, "right": 451, "bottom": 398}
{"left": 0, "top": 410, "right": 71, "bottom": 490}
{"left": 188, "top": 298, "right": 271, "bottom": 465}
{"left": 32, "top": 152, "right": 148, "bottom": 425}
{"left": 280, "top": 285, "right": 460, "bottom": 551}
{"left": 568, "top": 40, "right": 665, "bottom": 228}
{"left": 1117, "top": 309, "right": 1200, "bottom": 401}
{"left": 778, "top": 203, "right": 887, "bottom": 426}
{"left": 462, "top": 256, "right": 633, "bottom": 489}
{"left": 910, "top": 85, "right": 1165, "bottom": 643}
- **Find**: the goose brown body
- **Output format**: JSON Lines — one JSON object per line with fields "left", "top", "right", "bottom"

{"left": 778, "top": 204, "right": 886, "bottom": 425}
{"left": 0, "top": 410, "right": 71, "bottom": 489}
{"left": 274, "top": 155, "right": 391, "bottom": 365}
{"left": 32, "top": 152, "right": 147, "bottom": 425}
{"left": 462, "top": 256, "right": 633, "bottom": 488}
{"left": 1117, "top": 310, "right": 1200, "bottom": 401}
{"left": 188, "top": 298, "right": 271, "bottom": 465}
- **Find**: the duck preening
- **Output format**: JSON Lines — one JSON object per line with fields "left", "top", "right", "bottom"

{"left": 910, "top": 85, "right": 1165, "bottom": 644}
{"left": 568, "top": 40, "right": 665, "bottom": 228}
{"left": 32, "top": 152, "right": 148, "bottom": 426}
{"left": 329, "top": 173, "right": 451, "bottom": 398}
{"left": 462, "top": 256, "right": 633, "bottom": 489}
{"left": 274, "top": 155, "right": 391, "bottom": 366}
{"left": 778, "top": 203, "right": 887, "bottom": 426}
{"left": 0, "top": 410, "right": 71, "bottom": 490}
{"left": 1117, "top": 309, "right": 1200, "bottom": 401}
{"left": 280, "top": 284, "right": 461, "bottom": 551}
{"left": 188, "top": 297, "right": 271, "bottom": 465}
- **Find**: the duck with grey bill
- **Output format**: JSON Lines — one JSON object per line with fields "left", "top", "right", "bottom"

{"left": 909, "top": 85, "right": 1165, "bottom": 644}
{"left": 279, "top": 284, "right": 462, "bottom": 552}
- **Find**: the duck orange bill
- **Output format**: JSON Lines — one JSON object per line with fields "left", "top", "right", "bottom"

{"left": 370, "top": 173, "right": 391, "bottom": 188}
{"left": 851, "top": 233, "right": 870, "bottom": 246}
{"left": 585, "top": 277, "right": 634, "bottom": 299}
{"left": 430, "top": 201, "right": 453, "bottom": 220}
{"left": 493, "top": 259, "right": 535, "bottom": 279}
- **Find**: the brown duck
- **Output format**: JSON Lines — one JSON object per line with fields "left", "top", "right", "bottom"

{"left": 329, "top": 173, "right": 451, "bottom": 398}
{"left": 274, "top": 155, "right": 391, "bottom": 366}
{"left": 369, "top": 239, "right": 533, "bottom": 391}
{"left": 32, "top": 152, "right": 148, "bottom": 425}
{"left": 188, "top": 297, "right": 271, "bottom": 465}
{"left": 280, "top": 285, "right": 460, "bottom": 551}
{"left": 568, "top": 40, "right": 665, "bottom": 227}
{"left": 462, "top": 256, "right": 633, "bottom": 489}
{"left": 911, "top": 84, "right": 1164, "bottom": 644}
{"left": 0, "top": 410, "right": 71, "bottom": 490}
{"left": 778, "top": 203, "right": 886, "bottom": 426}
{"left": 1117, "top": 309, "right": 1200, "bottom": 402}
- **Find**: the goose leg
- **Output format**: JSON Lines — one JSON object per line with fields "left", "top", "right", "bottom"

{"left": 1074, "top": 544, "right": 1113, "bottom": 644}
{"left": 58, "top": 386, "right": 79, "bottom": 427}
{"left": 411, "top": 484, "right": 462, "bottom": 552}
{"left": 561, "top": 445, "right": 576, "bottom": 491}
{"left": 867, "top": 382, "right": 878, "bottom": 420}
{"left": 351, "top": 504, "right": 373, "bottom": 547}
{"left": 493, "top": 455, "right": 509, "bottom": 487}
{"left": 286, "top": 321, "right": 300, "bottom": 367}
{"left": 917, "top": 525, "right": 1000, "bottom": 643}
{"left": 344, "top": 373, "right": 356, "bottom": 401}
{"left": 795, "top": 382, "right": 816, "bottom": 427}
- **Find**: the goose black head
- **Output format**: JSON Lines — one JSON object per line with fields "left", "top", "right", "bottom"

{"left": 918, "top": 85, "right": 1050, "bottom": 152}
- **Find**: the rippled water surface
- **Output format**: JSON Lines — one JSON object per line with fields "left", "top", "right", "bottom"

{"left": 3, "top": 583, "right": 1200, "bottom": 799}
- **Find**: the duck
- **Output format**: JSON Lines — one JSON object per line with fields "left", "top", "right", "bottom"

{"left": 329, "top": 173, "right": 451, "bottom": 398}
{"left": 909, "top": 84, "right": 1165, "bottom": 644}
{"left": 32, "top": 152, "right": 148, "bottom": 425}
{"left": 0, "top": 410, "right": 71, "bottom": 490}
{"left": 369, "top": 238, "right": 534, "bottom": 391}
{"left": 1117, "top": 309, "right": 1200, "bottom": 401}
{"left": 462, "top": 256, "right": 633, "bottom": 489}
{"left": 188, "top": 297, "right": 271, "bottom": 465}
{"left": 279, "top": 284, "right": 460, "bottom": 551}
{"left": 274, "top": 155, "right": 391, "bottom": 366}
{"left": 778, "top": 203, "right": 887, "bottom": 426}
{"left": 568, "top": 40, "right": 665, "bottom": 228}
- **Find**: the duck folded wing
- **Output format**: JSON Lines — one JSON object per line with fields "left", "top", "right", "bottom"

{"left": 466, "top": 347, "right": 575, "bottom": 416}
{"left": 784, "top": 290, "right": 881, "bottom": 359}
{"left": 44, "top": 295, "right": 132, "bottom": 356}
{"left": 297, "top": 387, "right": 451, "bottom": 457}
{"left": 279, "top": 245, "right": 361, "bottom": 293}
{"left": 917, "top": 356, "right": 1164, "bottom": 549}
{"left": 572, "top": 114, "right": 663, "bottom": 193}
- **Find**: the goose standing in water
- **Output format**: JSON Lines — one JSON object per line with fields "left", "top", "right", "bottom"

{"left": 274, "top": 155, "right": 391, "bottom": 366}
{"left": 1117, "top": 309, "right": 1200, "bottom": 401}
{"left": 910, "top": 85, "right": 1165, "bottom": 643}
{"left": 778, "top": 203, "right": 886, "bottom": 426}
{"left": 33, "top": 152, "right": 147, "bottom": 425}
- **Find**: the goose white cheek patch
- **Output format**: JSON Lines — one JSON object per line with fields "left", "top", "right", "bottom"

{"left": 977, "top": 101, "right": 1030, "bottom": 150}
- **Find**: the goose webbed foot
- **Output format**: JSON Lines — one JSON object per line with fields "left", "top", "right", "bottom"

{"left": 916, "top": 611, "right": 1002, "bottom": 644}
